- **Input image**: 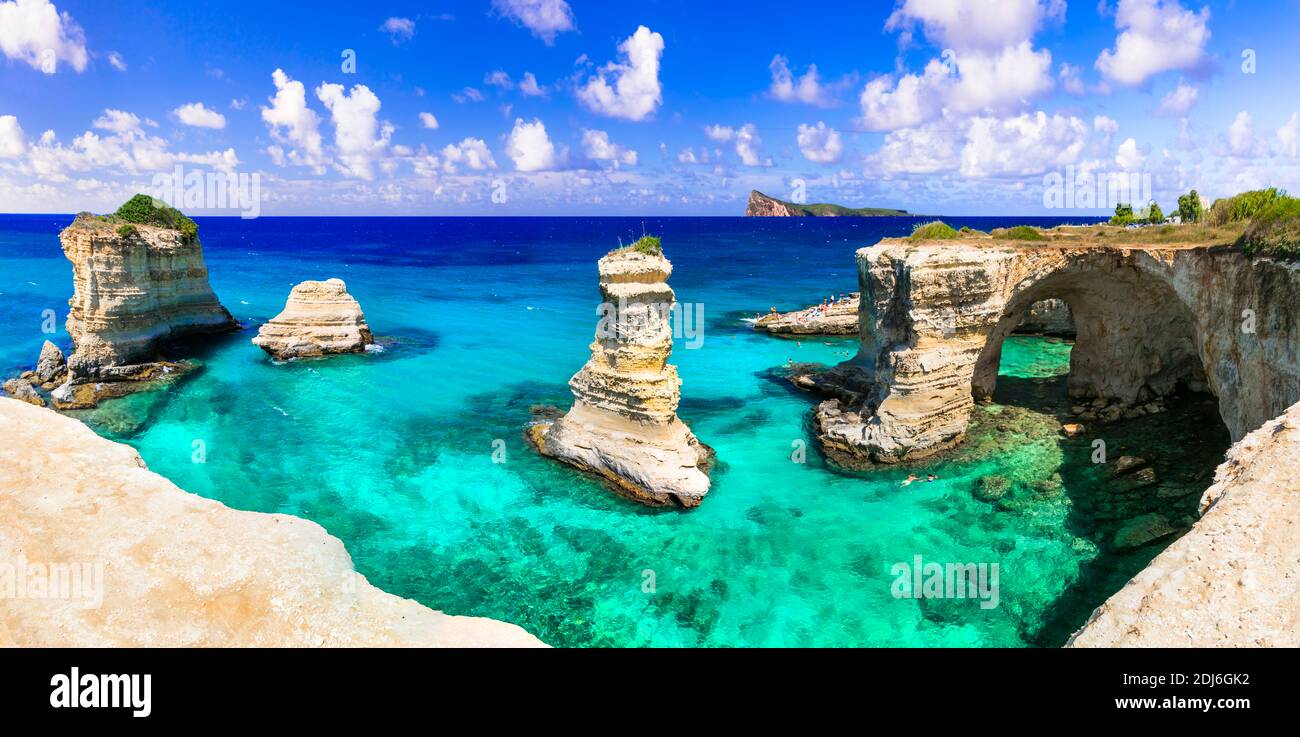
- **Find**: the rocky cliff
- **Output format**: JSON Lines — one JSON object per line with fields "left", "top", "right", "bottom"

{"left": 811, "top": 238, "right": 1300, "bottom": 465}
{"left": 754, "top": 294, "right": 861, "bottom": 335}
{"left": 252, "top": 278, "right": 374, "bottom": 360}
{"left": 60, "top": 213, "right": 238, "bottom": 381}
{"left": 0, "top": 397, "right": 543, "bottom": 647}
{"left": 1068, "top": 400, "right": 1300, "bottom": 647}
{"left": 528, "top": 246, "right": 712, "bottom": 507}
{"left": 745, "top": 190, "right": 909, "bottom": 217}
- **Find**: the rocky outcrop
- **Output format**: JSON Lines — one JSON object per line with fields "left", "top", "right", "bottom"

{"left": 1069, "top": 400, "right": 1300, "bottom": 647}
{"left": 746, "top": 190, "right": 809, "bottom": 217}
{"left": 0, "top": 397, "right": 543, "bottom": 647}
{"left": 35, "top": 340, "right": 67, "bottom": 385}
{"left": 527, "top": 247, "right": 712, "bottom": 508}
{"left": 1015, "top": 298, "right": 1075, "bottom": 336}
{"left": 60, "top": 213, "right": 237, "bottom": 381}
{"left": 754, "top": 294, "right": 861, "bottom": 335}
{"left": 745, "top": 190, "right": 909, "bottom": 217}
{"left": 2, "top": 378, "right": 43, "bottom": 407}
{"left": 811, "top": 239, "right": 1300, "bottom": 464}
{"left": 252, "top": 279, "right": 374, "bottom": 360}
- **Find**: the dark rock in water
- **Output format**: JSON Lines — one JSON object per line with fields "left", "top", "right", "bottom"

{"left": 528, "top": 404, "right": 565, "bottom": 422}
{"left": 1108, "top": 455, "right": 1147, "bottom": 477}
{"left": 3, "top": 378, "right": 44, "bottom": 407}
{"left": 1032, "top": 474, "right": 1063, "bottom": 499}
{"left": 1112, "top": 513, "right": 1180, "bottom": 550}
{"left": 972, "top": 475, "right": 1010, "bottom": 502}
{"left": 36, "top": 340, "right": 67, "bottom": 383}
{"left": 1112, "top": 467, "right": 1158, "bottom": 493}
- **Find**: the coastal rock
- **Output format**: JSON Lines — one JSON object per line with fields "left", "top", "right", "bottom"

{"left": 809, "top": 238, "right": 1300, "bottom": 464}
{"left": 2, "top": 378, "right": 44, "bottom": 407}
{"left": 528, "top": 245, "right": 712, "bottom": 508}
{"left": 60, "top": 213, "right": 237, "bottom": 381}
{"left": 754, "top": 293, "right": 860, "bottom": 335}
{"left": 1111, "top": 513, "right": 1179, "bottom": 549}
{"left": 746, "top": 190, "right": 812, "bottom": 217}
{"left": 0, "top": 397, "right": 543, "bottom": 647}
{"left": 35, "top": 340, "right": 66, "bottom": 384}
{"left": 252, "top": 278, "right": 374, "bottom": 359}
{"left": 1015, "top": 298, "right": 1075, "bottom": 337}
{"left": 1069, "top": 400, "right": 1300, "bottom": 647}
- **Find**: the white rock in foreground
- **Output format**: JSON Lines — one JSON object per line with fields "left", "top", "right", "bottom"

{"left": 253, "top": 278, "right": 375, "bottom": 359}
{"left": 0, "top": 398, "right": 543, "bottom": 647}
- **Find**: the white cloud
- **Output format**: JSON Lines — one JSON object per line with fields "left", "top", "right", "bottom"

{"left": 581, "top": 129, "right": 637, "bottom": 167}
{"left": 505, "top": 117, "right": 563, "bottom": 172}
{"left": 1115, "top": 137, "right": 1145, "bottom": 169}
{"left": 484, "top": 70, "right": 513, "bottom": 89}
{"left": 0, "top": 115, "right": 27, "bottom": 158}
{"left": 961, "top": 111, "right": 1087, "bottom": 177}
{"left": 441, "top": 137, "right": 496, "bottom": 173}
{"left": 261, "top": 69, "right": 326, "bottom": 173}
{"left": 796, "top": 122, "right": 844, "bottom": 164}
{"left": 92, "top": 109, "right": 142, "bottom": 134}
{"left": 519, "top": 72, "right": 545, "bottom": 97}
{"left": 1096, "top": 0, "right": 1211, "bottom": 86}
{"left": 734, "top": 123, "right": 771, "bottom": 167}
{"left": 107, "top": 51, "right": 126, "bottom": 72}
{"left": 492, "top": 0, "right": 575, "bottom": 45}
{"left": 1278, "top": 113, "right": 1299, "bottom": 158}
{"left": 704, "top": 125, "right": 734, "bottom": 142}
{"left": 0, "top": 0, "right": 88, "bottom": 74}
{"left": 316, "top": 82, "right": 394, "bottom": 179}
{"left": 576, "top": 25, "right": 664, "bottom": 122}
{"left": 1155, "top": 81, "right": 1199, "bottom": 116}
{"left": 418, "top": 112, "right": 440, "bottom": 130}
{"left": 174, "top": 102, "right": 227, "bottom": 129}
{"left": 1227, "top": 111, "right": 1260, "bottom": 158}
{"left": 868, "top": 121, "right": 962, "bottom": 175}
{"left": 885, "top": 0, "right": 1065, "bottom": 52}
{"left": 1093, "top": 115, "right": 1120, "bottom": 136}
{"left": 1059, "top": 63, "right": 1085, "bottom": 95}
{"left": 380, "top": 17, "right": 415, "bottom": 44}
{"left": 453, "top": 87, "right": 485, "bottom": 103}
{"left": 768, "top": 55, "right": 834, "bottom": 106}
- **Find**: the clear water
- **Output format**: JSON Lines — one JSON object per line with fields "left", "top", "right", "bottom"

{"left": 0, "top": 214, "right": 1229, "bottom": 647}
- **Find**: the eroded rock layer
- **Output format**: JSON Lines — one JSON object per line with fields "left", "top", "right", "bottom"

{"left": 813, "top": 240, "right": 1300, "bottom": 465}
{"left": 528, "top": 248, "right": 712, "bottom": 507}
{"left": 60, "top": 214, "right": 237, "bottom": 380}
{"left": 252, "top": 278, "right": 374, "bottom": 359}
{"left": 1068, "top": 400, "right": 1300, "bottom": 647}
{"left": 0, "top": 398, "right": 544, "bottom": 647}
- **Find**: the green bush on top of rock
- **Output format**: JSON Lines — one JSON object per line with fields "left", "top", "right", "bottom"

{"left": 114, "top": 194, "right": 199, "bottom": 241}
{"left": 1208, "top": 187, "right": 1287, "bottom": 226}
{"left": 909, "top": 221, "right": 958, "bottom": 240}
{"left": 627, "top": 235, "right": 662, "bottom": 255}
{"left": 1238, "top": 196, "right": 1300, "bottom": 260}
{"left": 992, "top": 225, "right": 1047, "bottom": 241}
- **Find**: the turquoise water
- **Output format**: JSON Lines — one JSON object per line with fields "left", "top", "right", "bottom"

{"left": 0, "top": 215, "right": 1227, "bottom": 647}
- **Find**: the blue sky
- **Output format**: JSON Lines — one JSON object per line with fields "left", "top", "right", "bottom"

{"left": 1, "top": 0, "right": 1298, "bottom": 215}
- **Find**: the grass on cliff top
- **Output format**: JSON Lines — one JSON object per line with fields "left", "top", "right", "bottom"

{"left": 991, "top": 225, "right": 1048, "bottom": 241}
{"left": 113, "top": 194, "right": 199, "bottom": 240}
{"left": 1238, "top": 197, "right": 1300, "bottom": 260}
{"left": 1207, "top": 187, "right": 1287, "bottom": 226}
{"left": 616, "top": 235, "right": 663, "bottom": 256}
{"left": 908, "top": 220, "right": 959, "bottom": 240}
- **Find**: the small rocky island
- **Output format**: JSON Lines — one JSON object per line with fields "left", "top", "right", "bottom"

{"left": 253, "top": 278, "right": 374, "bottom": 360}
{"left": 745, "top": 190, "right": 909, "bottom": 217}
{"left": 528, "top": 237, "right": 713, "bottom": 508}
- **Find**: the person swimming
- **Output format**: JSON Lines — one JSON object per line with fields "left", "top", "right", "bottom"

{"left": 901, "top": 474, "right": 919, "bottom": 487}
{"left": 926, "top": 474, "right": 938, "bottom": 482}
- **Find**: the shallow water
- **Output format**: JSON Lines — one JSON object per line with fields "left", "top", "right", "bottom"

{"left": 0, "top": 215, "right": 1230, "bottom": 646}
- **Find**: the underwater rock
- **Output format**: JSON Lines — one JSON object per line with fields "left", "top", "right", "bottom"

{"left": 972, "top": 475, "right": 1010, "bottom": 502}
{"left": 1111, "top": 513, "right": 1179, "bottom": 550}
{"left": 528, "top": 244, "right": 713, "bottom": 508}
{"left": 253, "top": 278, "right": 374, "bottom": 360}
{"left": 1108, "top": 455, "right": 1147, "bottom": 476}
{"left": 2, "top": 378, "right": 44, "bottom": 407}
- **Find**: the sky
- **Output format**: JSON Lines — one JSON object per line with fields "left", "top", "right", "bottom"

{"left": 0, "top": 0, "right": 1298, "bottom": 216}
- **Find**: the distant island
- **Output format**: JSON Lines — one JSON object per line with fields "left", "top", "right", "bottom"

{"left": 745, "top": 190, "right": 909, "bottom": 217}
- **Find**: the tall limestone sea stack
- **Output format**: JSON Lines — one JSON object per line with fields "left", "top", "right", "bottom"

{"left": 253, "top": 278, "right": 374, "bottom": 360}
{"left": 58, "top": 196, "right": 237, "bottom": 389}
{"left": 528, "top": 238, "right": 713, "bottom": 508}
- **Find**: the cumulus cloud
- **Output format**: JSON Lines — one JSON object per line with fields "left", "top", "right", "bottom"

{"left": 1155, "top": 81, "right": 1199, "bottom": 116}
{"left": 576, "top": 25, "right": 664, "bottom": 122}
{"left": 0, "top": 115, "right": 27, "bottom": 158}
{"left": 1226, "top": 111, "right": 1261, "bottom": 158}
{"left": 0, "top": 0, "right": 88, "bottom": 74}
{"left": 1115, "top": 137, "right": 1145, "bottom": 169}
{"left": 380, "top": 17, "right": 415, "bottom": 45}
{"left": 261, "top": 69, "right": 326, "bottom": 173}
{"left": 174, "top": 102, "right": 227, "bottom": 129}
{"left": 519, "top": 72, "right": 546, "bottom": 97}
{"left": 960, "top": 111, "right": 1087, "bottom": 177}
{"left": 484, "top": 70, "right": 513, "bottom": 90}
{"left": 1096, "top": 0, "right": 1211, "bottom": 86}
{"left": 418, "top": 112, "right": 440, "bottom": 130}
{"left": 768, "top": 55, "right": 836, "bottom": 107}
{"left": 441, "top": 137, "right": 496, "bottom": 173}
{"left": 581, "top": 128, "right": 637, "bottom": 167}
{"left": 1278, "top": 113, "right": 1299, "bottom": 158}
{"left": 885, "top": 0, "right": 1065, "bottom": 52}
{"left": 492, "top": 0, "right": 575, "bottom": 45}
{"left": 316, "top": 82, "right": 395, "bottom": 179}
{"left": 796, "top": 122, "right": 844, "bottom": 164}
{"left": 505, "top": 117, "right": 563, "bottom": 172}
{"left": 107, "top": 51, "right": 126, "bottom": 72}
{"left": 734, "top": 124, "right": 771, "bottom": 167}
{"left": 868, "top": 122, "right": 962, "bottom": 175}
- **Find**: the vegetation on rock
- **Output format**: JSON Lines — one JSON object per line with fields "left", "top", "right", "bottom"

{"left": 909, "top": 220, "right": 958, "bottom": 240}
{"left": 1208, "top": 187, "right": 1287, "bottom": 226}
{"left": 113, "top": 194, "right": 200, "bottom": 241}
{"left": 992, "top": 225, "right": 1047, "bottom": 241}
{"left": 1238, "top": 196, "right": 1300, "bottom": 260}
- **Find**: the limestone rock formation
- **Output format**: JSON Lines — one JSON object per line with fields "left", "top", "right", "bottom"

{"left": 528, "top": 246, "right": 712, "bottom": 507}
{"left": 1015, "top": 298, "right": 1075, "bottom": 337}
{"left": 744, "top": 190, "right": 909, "bottom": 217}
{"left": 746, "top": 190, "right": 810, "bottom": 217}
{"left": 60, "top": 213, "right": 237, "bottom": 381}
{"left": 809, "top": 238, "right": 1300, "bottom": 464}
{"left": 1069, "top": 400, "right": 1300, "bottom": 647}
{"left": 35, "top": 340, "right": 67, "bottom": 385}
{"left": 754, "top": 294, "right": 861, "bottom": 336}
{"left": 252, "top": 278, "right": 374, "bottom": 360}
{"left": 0, "top": 397, "right": 544, "bottom": 647}
{"left": 2, "top": 378, "right": 43, "bottom": 407}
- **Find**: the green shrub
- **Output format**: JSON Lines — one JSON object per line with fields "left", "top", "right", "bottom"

{"left": 1208, "top": 188, "right": 1287, "bottom": 226}
{"left": 1109, "top": 202, "right": 1135, "bottom": 226}
{"left": 909, "top": 220, "right": 958, "bottom": 240}
{"left": 959, "top": 226, "right": 987, "bottom": 236}
{"left": 1238, "top": 197, "right": 1300, "bottom": 260}
{"left": 113, "top": 194, "right": 200, "bottom": 241}
{"left": 1145, "top": 201, "right": 1164, "bottom": 224}
{"left": 628, "top": 235, "right": 662, "bottom": 255}
{"left": 1177, "top": 190, "right": 1204, "bottom": 223}
{"left": 992, "top": 225, "right": 1047, "bottom": 241}
{"left": 116, "top": 223, "right": 138, "bottom": 238}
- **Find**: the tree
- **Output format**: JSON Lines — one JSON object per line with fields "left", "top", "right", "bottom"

{"left": 1147, "top": 201, "right": 1164, "bottom": 224}
{"left": 1178, "top": 189, "right": 1204, "bottom": 223}
{"left": 1110, "top": 202, "right": 1135, "bottom": 226}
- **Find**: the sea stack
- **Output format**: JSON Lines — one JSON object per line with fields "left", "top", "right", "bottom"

{"left": 252, "top": 279, "right": 374, "bottom": 360}
{"left": 60, "top": 199, "right": 237, "bottom": 383}
{"left": 528, "top": 239, "right": 713, "bottom": 508}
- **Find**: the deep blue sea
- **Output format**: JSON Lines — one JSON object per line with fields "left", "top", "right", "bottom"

{"left": 5, "top": 213, "right": 1230, "bottom": 647}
